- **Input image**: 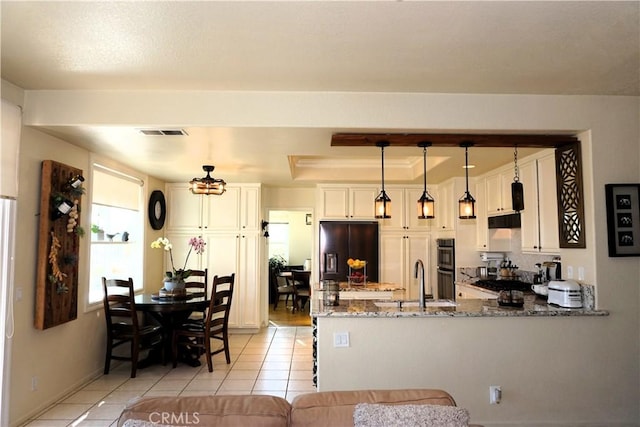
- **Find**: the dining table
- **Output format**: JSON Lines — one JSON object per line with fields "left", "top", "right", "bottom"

{"left": 134, "top": 291, "right": 210, "bottom": 367}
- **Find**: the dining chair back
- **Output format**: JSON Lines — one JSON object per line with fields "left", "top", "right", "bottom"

{"left": 172, "top": 273, "right": 235, "bottom": 372}
{"left": 184, "top": 268, "right": 208, "bottom": 319}
{"left": 292, "top": 270, "right": 311, "bottom": 313}
{"left": 184, "top": 268, "right": 208, "bottom": 295}
{"left": 273, "top": 273, "right": 295, "bottom": 310}
{"left": 102, "top": 277, "right": 163, "bottom": 378}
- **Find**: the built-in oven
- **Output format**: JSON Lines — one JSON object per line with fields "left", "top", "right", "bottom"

{"left": 436, "top": 238, "right": 455, "bottom": 271}
{"left": 436, "top": 239, "right": 455, "bottom": 300}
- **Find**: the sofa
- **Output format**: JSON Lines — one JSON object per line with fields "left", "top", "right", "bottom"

{"left": 117, "top": 389, "right": 473, "bottom": 427}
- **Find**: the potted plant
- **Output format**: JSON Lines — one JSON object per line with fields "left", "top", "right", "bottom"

{"left": 91, "top": 224, "right": 104, "bottom": 241}
{"left": 269, "top": 255, "right": 287, "bottom": 274}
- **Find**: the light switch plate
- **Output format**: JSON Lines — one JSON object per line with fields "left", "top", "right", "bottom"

{"left": 333, "top": 332, "right": 350, "bottom": 347}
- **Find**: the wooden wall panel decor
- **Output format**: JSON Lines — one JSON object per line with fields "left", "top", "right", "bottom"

{"left": 35, "top": 160, "right": 84, "bottom": 329}
{"left": 555, "top": 143, "right": 586, "bottom": 248}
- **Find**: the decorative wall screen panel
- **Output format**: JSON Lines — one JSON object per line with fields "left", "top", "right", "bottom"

{"left": 555, "top": 143, "right": 586, "bottom": 248}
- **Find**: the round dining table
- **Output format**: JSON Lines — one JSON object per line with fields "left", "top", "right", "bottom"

{"left": 134, "top": 292, "right": 210, "bottom": 367}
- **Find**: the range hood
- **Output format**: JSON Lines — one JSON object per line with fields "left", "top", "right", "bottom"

{"left": 488, "top": 213, "right": 521, "bottom": 229}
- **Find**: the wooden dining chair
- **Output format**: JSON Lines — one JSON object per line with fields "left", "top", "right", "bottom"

{"left": 184, "top": 268, "right": 208, "bottom": 319}
{"left": 292, "top": 270, "right": 311, "bottom": 313}
{"left": 102, "top": 277, "right": 164, "bottom": 378}
{"left": 273, "top": 273, "right": 295, "bottom": 310}
{"left": 172, "top": 273, "right": 235, "bottom": 372}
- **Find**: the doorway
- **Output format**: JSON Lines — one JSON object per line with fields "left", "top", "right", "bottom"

{"left": 267, "top": 210, "right": 313, "bottom": 327}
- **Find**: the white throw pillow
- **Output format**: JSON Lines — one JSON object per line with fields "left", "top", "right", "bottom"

{"left": 122, "top": 420, "right": 174, "bottom": 427}
{"left": 353, "top": 403, "right": 470, "bottom": 427}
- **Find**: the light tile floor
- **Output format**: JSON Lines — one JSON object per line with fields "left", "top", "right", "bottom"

{"left": 22, "top": 326, "right": 315, "bottom": 426}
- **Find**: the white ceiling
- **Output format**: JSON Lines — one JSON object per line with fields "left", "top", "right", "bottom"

{"left": 2, "top": 1, "right": 638, "bottom": 186}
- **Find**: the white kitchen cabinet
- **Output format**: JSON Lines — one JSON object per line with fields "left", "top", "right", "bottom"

{"left": 205, "top": 186, "right": 241, "bottom": 231}
{"left": 380, "top": 186, "right": 433, "bottom": 232}
{"left": 380, "top": 232, "right": 430, "bottom": 300}
{"left": 435, "top": 180, "right": 456, "bottom": 231}
{"left": 205, "top": 232, "right": 261, "bottom": 329}
{"left": 165, "top": 182, "right": 262, "bottom": 330}
{"left": 317, "top": 185, "right": 377, "bottom": 219}
{"left": 485, "top": 169, "right": 514, "bottom": 216}
{"left": 166, "top": 183, "right": 260, "bottom": 233}
{"left": 520, "top": 152, "right": 560, "bottom": 254}
{"left": 475, "top": 178, "right": 489, "bottom": 250}
{"left": 165, "top": 184, "right": 204, "bottom": 231}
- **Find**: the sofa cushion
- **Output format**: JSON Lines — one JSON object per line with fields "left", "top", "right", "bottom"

{"left": 117, "top": 395, "right": 291, "bottom": 427}
{"left": 290, "top": 389, "right": 457, "bottom": 427}
{"left": 353, "top": 403, "right": 470, "bottom": 427}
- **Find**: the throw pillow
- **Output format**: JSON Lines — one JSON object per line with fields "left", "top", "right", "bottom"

{"left": 353, "top": 403, "right": 470, "bottom": 427}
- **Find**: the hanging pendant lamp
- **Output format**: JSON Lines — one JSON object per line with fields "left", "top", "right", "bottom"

{"left": 417, "top": 142, "right": 435, "bottom": 219}
{"left": 458, "top": 142, "right": 476, "bottom": 219}
{"left": 189, "top": 165, "right": 227, "bottom": 195}
{"left": 374, "top": 141, "right": 391, "bottom": 219}
{"left": 511, "top": 146, "right": 524, "bottom": 212}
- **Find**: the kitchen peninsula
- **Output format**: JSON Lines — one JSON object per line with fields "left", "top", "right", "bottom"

{"left": 311, "top": 293, "right": 609, "bottom": 425}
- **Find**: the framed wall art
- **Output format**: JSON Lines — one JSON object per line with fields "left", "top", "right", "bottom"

{"left": 605, "top": 183, "right": 640, "bottom": 257}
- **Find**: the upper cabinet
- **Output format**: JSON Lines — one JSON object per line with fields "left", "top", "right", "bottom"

{"left": 166, "top": 183, "right": 261, "bottom": 233}
{"left": 485, "top": 169, "right": 515, "bottom": 216}
{"left": 475, "top": 178, "right": 489, "bottom": 250}
{"left": 165, "top": 184, "right": 205, "bottom": 231}
{"left": 317, "top": 185, "right": 377, "bottom": 219}
{"left": 520, "top": 153, "right": 560, "bottom": 254}
{"left": 435, "top": 179, "right": 456, "bottom": 231}
{"left": 379, "top": 186, "right": 433, "bottom": 231}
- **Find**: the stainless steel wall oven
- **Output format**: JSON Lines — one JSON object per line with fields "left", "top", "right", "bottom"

{"left": 436, "top": 238, "right": 455, "bottom": 300}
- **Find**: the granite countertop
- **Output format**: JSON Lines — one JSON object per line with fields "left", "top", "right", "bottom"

{"left": 310, "top": 293, "right": 609, "bottom": 318}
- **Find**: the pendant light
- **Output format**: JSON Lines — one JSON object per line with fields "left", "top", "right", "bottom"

{"left": 458, "top": 142, "right": 476, "bottom": 219}
{"left": 374, "top": 141, "right": 391, "bottom": 219}
{"left": 417, "top": 142, "right": 435, "bottom": 219}
{"left": 511, "top": 146, "right": 524, "bottom": 212}
{"left": 189, "top": 165, "right": 227, "bottom": 195}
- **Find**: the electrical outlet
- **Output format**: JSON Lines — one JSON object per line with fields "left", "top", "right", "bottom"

{"left": 578, "top": 266, "right": 585, "bottom": 281}
{"left": 31, "top": 376, "right": 38, "bottom": 391}
{"left": 566, "top": 266, "right": 574, "bottom": 279}
{"left": 333, "top": 332, "right": 350, "bottom": 347}
{"left": 489, "top": 385, "right": 501, "bottom": 404}
{"left": 15, "top": 287, "right": 22, "bottom": 301}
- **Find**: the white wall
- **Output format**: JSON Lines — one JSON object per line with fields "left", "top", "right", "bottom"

{"left": 317, "top": 315, "right": 632, "bottom": 426}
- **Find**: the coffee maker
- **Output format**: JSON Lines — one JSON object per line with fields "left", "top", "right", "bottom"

{"left": 543, "top": 259, "right": 561, "bottom": 282}
{"left": 533, "top": 263, "right": 546, "bottom": 284}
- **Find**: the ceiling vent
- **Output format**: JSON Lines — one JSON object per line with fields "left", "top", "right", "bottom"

{"left": 139, "top": 129, "right": 188, "bottom": 136}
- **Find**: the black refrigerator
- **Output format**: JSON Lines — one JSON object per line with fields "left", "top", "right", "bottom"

{"left": 319, "top": 221, "right": 379, "bottom": 282}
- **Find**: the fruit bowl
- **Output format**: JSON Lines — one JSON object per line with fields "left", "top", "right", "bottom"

{"left": 347, "top": 258, "right": 366, "bottom": 270}
{"left": 348, "top": 273, "right": 367, "bottom": 284}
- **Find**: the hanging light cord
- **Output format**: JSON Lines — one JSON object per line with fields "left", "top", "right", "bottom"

{"left": 513, "top": 146, "right": 520, "bottom": 182}
{"left": 422, "top": 146, "right": 427, "bottom": 191}
{"left": 464, "top": 145, "right": 470, "bottom": 194}
{"left": 381, "top": 144, "right": 386, "bottom": 192}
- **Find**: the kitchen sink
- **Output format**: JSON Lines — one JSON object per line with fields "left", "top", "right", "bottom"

{"left": 374, "top": 300, "right": 457, "bottom": 308}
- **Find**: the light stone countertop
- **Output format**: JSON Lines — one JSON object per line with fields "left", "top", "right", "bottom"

{"left": 310, "top": 293, "right": 609, "bottom": 318}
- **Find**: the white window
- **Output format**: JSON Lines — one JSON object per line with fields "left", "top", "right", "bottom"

{"left": 267, "top": 222, "right": 290, "bottom": 262}
{"left": 88, "top": 162, "right": 145, "bottom": 305}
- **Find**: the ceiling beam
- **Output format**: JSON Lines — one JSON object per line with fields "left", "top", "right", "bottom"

{"left": 331, "top": 133, "right": 579, "bottom": 148}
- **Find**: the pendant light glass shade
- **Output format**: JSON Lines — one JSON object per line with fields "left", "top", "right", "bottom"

{"left": 417, "top": 142, "right": 435, "bottom": 219}
{"left": 458, "top": 143, "right": 476, "bottom": 219}
{"left": 374, "top": 141, "right": 391, "bottom": 219}
{"left": 189, "top": 165, "right": 227, "bottom": 195}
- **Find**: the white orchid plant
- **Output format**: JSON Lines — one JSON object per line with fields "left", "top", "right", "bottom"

{"left": 151, "top": 236, "right": 206, "bottom": 281}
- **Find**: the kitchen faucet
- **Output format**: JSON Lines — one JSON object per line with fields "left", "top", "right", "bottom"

{"left": 414, "top": 259, "right": 426, "bottom": 309}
